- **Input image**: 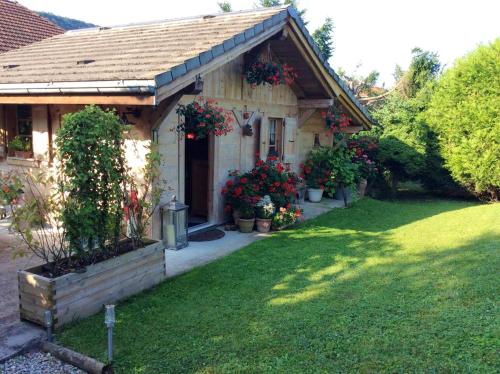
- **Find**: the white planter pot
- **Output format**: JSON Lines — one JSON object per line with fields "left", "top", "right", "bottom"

{"left": 307, "top": 188, "right": 324, "bottom": 203}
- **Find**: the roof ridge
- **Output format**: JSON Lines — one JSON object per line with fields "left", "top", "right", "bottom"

{"left": 65, "top": 5, "right": 289, "bottom": 34}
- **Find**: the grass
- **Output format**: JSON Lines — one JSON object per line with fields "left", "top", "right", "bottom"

{"left": 57, "top": 198, "right": 500, "bottom": 373}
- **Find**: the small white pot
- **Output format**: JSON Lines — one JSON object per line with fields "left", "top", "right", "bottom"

{"left": 307, "top": 188, "right": 324, "bottom": 203}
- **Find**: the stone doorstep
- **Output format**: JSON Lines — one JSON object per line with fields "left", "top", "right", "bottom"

{"left": 0, "top": 322, "right": 45, "bottom": 363}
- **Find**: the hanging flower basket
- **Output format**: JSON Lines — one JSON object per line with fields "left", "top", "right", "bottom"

{"left": 322, "top": 104, "right": 352, "bottom": 134}
{"left": 244, "top": 60, "right": 298, "bottom": 88}
{"left": 176, "top": 97, "right": 234, "bottom": 139}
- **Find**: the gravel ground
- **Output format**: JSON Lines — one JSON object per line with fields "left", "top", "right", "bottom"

{"left": 1, "top": 350, "right": 85, "bottom": 374}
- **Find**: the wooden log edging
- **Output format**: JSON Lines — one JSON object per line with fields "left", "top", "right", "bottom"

{"left": 41, "top": 341, "right": 112, "bottom": 374}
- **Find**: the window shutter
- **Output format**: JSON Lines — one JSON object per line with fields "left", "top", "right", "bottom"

{"left": 259, "top": 116, "right": 270, "bottom": 161}
{"left": 283, "top": 117, "right": 297, "bottom": 168}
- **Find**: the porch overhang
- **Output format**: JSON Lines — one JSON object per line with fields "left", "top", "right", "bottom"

{"left": 0, "top": 80, "right": 155, "bottom": 105}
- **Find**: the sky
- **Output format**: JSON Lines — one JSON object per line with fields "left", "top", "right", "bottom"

{"left": 19, "top": 0, "right": 500, "bottom": 87}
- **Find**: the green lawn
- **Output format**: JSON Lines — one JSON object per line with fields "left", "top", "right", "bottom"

{"left": 58, "top": 199, "right": 500, "bottom": 373}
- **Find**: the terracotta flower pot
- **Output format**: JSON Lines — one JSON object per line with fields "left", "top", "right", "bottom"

{"left": 256, "top": 218, "right": 272, "bottom": 233}
{"left": 307, "top": 188, "right": 324, "bottom": 203}
{"left": 238, "top": 218, "right": 255, "bottom": 233}
{"left": 14, "top": 150, "right": 32, "bottom": 159}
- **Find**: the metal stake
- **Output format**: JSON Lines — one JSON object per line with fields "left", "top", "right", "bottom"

{"left": 44, "top": 310, "right": 53, "bottom": 342}
{"left": 104, "top": 305, "right": 115, "bottom": 363}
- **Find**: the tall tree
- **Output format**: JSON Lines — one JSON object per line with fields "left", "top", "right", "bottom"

{"left": 217, "top": 1, "right": 232, "bottom": 12}
{"left": 312, "top": 17, "right": 334, "bottom": 60}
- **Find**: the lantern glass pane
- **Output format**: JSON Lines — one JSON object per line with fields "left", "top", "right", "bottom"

{"left": 165, "top": 210, "right": 176, "bottom": 248}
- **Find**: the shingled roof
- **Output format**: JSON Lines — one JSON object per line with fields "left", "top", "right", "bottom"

{"left": 0, "top": 0, "right": 63, "bottom": 53}
{"left": 0, "top": 6, "right": 373, "bottom": 125}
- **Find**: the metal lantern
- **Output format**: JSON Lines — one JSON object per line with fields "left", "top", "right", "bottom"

{"left": 160, "top": 195, "right": 188, "bottom": 250}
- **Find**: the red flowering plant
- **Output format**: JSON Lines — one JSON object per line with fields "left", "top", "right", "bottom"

{"left": 244, "top": 60, "right": 298, "bottom": 88}
{"left": 322, "top": 104, "right": 352, "bottom": 137}
{"left": 221, "top": 156, "right": 300, "bottom": 214}
{"left": 250, "top": 156, "right": 299, "bottom": 209}
{"left": 221, "top": 170, "right": 260, "bottom": 214}
{"left": 176, "top": 97, "right": 234, "bottom": 139}
{"left": 348, "top": 136, "right": 380, "bottom": 181}
{"left": 300, "top": 147, "right": 337, "bottom": 195}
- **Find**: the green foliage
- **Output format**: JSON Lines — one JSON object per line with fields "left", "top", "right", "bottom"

{"left": 37, "top": 11, "right": 97, "bottom": 30}
{"left": 217, "top": 1, "right": 232, "bottom": 12}
{"left": 58, "top": 199, "right": 500, "bottom": 372}
{"left": 312, "top": 17, "right": 334, "bottom": 60}
{"left": 338, "top": 65, "right": 380, "bottom": 98}
{"left": 56, "top": 105, "right": 126, "bottom": 258}
{"left": 301, "top": 146, "right": 358, "bottom": 195}
{"left": 6, "top": 170, "right": 70, "bottom": 276}
{"left": 9, "top": 135, "right": 31, "bottom": 151}
{"left": 400, "top": 48, "right": 441, "bottom": 98}
{"left": 259, "top": 0, "right": 281, "bottom": 6}
{"left": 425, "top": 39, "right": 500, "bottom": 199}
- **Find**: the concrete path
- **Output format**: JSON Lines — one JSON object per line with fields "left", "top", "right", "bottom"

{"left": 165, "top": 198, "right": 345, "bottom": 278}
{"left": 0, "top": 198, "right": 344, "bottom": 362}
{"left": 0, "top": 222, "right": 45, "bottom": 362}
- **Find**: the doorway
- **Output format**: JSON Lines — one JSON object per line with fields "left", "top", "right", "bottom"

{"left": 185, "top": 135, "right": 209, "bottom": 228}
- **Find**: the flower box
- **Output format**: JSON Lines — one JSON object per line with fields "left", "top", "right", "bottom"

{"left": 18, "top": 240, "right": 165, "bottom": 329}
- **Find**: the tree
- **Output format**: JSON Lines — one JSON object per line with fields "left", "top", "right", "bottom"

{"left": 312, "top": 17, "right": 334, "bottom": 60}
{"left": 217, "top": 1, "right": 232, "bottom": 12}
{"left": 338, "top": 64, "right": 380, "bottom": 99}
{"left": 369, "top": 48, "right": 458, "bottom": 196}
{"left": 425, "top": 39, "right": 500, "bottom": 200}
{"left": 399, "top": 48, "right": 441, "bottom": 98}
{"left": 258, "top": 0, "right": 307, "bottom": 24}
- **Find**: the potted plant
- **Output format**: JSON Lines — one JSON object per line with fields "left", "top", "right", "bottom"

{"left": 331, "top": 152, "right": 359, "bottom": 205}
{"left": 244, "top": 60, "right": 297, "bottom": 88}
{"left": 301, "top": 147, "right": 336, "bottom": 202}
{"left": 255, "top": 195, "right": 274, "bottom": 233}
{"left": 238, "top": 198, "right": 256, "bottom": 233}
{"left": 176, "top": 96, "right": 234, "bottom": 139}
{"left": 9, "top": 135, "right": 32, "bottom": 158}
{"left": 348, "top": 137, "right": 379, "bottom": 197}
{"left": 272, "top": 207, "right": 302, "bottom": 231}
{"left": 13, "top": 106, "right": 166, "bottom": 329}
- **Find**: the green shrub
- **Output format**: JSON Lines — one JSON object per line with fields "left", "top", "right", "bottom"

{"left": 425, "top": 39, "right": 500, "bottom": 199}
{"left": 56, "top": 105, "right": 126, "bottom": 259}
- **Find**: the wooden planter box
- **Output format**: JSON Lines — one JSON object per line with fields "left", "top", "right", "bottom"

{"left": 18, "top": 240, "right": 166, "bottom": 329}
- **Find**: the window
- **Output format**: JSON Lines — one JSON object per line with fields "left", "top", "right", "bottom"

{"left": 313, "top": 133, "right": 321, "bottom": 147}
{"left": 17, "top": 105, "right": 33, "bottom": 149}
{"left": 268, "top": 118, "right": 283, "bottom": 158}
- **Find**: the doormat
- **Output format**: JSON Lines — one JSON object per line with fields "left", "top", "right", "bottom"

{"left": 188, "top": 229, "right": 225, "bottom": 242}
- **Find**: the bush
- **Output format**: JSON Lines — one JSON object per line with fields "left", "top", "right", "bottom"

{"left": 425, "top": 39, "right": 500, "bottom": 199}
{"left": 56, "top": 105, "right": 126, "bottom": 259}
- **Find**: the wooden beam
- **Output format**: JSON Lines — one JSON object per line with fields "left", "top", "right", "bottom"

{"left": 298, "top": 99, "right": 334, "bottom": 109}
{"left": 298, "top": 108, "right": 316, "bottom": 128}
{"left": 0, "top": 95, "right": 154, "bottom": 106}
{"left": 340, "top": 125, "right": 363, "bottom": 134}
{"left": 286, "top": 21, "right": 371, "bottom": 129}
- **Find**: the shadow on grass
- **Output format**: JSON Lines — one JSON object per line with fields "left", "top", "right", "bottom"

{"left": 57, "top": 199, "right": 499, "bottom": 373}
